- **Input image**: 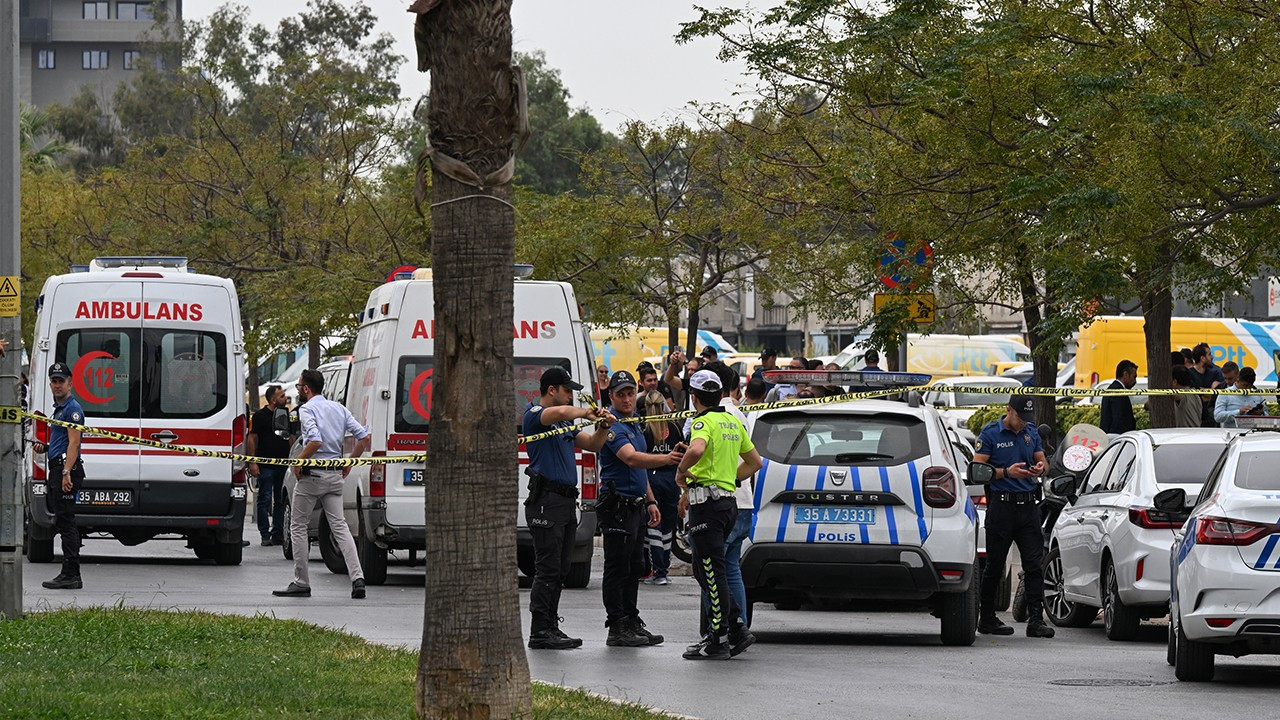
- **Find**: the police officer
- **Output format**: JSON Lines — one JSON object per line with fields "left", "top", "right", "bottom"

{"left": 522, "top": 367, "right": 613, "bottom": 649}
{"left": 675, "top": 369, "right": 763, "bottom": 659}
{"left": 33, "top": 361, "right": 86, "bottom": 590}
{"left": 598, "top": 370, "right": 683, "bottom": 647}
{"left": 973, "top": 394, "right": 1055, "bottom": 638}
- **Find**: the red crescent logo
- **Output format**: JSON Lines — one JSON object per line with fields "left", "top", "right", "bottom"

{"left": 408, "top": 369, "right": 433, "bottom": 421}
{"left": 71, "top": 351, "right": 118, "bottom": 404}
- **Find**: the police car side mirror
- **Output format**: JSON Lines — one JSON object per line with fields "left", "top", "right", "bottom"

{"left": 1154, "top": 487, "right": 1187, "bottom": 513}
{"left": 967, "top": 462, "right": 995, "bottom": 486}
{"left": 1050, "top": 475, "right": 1079, "bottom": 503}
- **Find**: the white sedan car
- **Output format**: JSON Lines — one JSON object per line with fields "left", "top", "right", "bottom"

{"left": 1169, "top": 428, "right": 1280, "bottom": 681}
{"left": 923, "top": 376, "right": 1023, "bottom": 443}
{"left": 1045, "top": 428, "right": 1241, "bottom": 639}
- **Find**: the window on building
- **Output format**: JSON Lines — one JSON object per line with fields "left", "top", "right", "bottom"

{"left": 82, "top": 50, "right": 109, "bottom": 70}
{"left": 118, "top": 2, "right": 154, "bottom": 20}
{"left": 37, "top": 49, "right": 55, "bottom": 69}
{"left": 82, "top": 1, "right": 109, "bottom": 19}
{"left": 123, "top": 51, "right": 142, "bottom": 70}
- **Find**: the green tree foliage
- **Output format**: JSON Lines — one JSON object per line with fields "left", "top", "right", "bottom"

{"left": 514, "top": 51, "right": 613, "bottom": 195}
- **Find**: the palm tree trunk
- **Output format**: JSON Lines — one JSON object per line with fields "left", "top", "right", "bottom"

{"left": 415, "top": 1, "right": 531, "bottom": 717}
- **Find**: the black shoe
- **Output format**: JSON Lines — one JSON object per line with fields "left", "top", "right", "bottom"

{"left": 683, "top": 635, "right": 731, "bottom": 660}
{"left": 261, "top": 537, "right": 275, "bottom": 547}
{"left": 241, "top": 540, "right": 250, "bottom": 547}
{"left": 729, "top": 626, "right": 756, "bottom": 657}
{"left": 529, "top": 629, "right": 582, "bottom": 650}
{"left": 606, "top": 622, "right": 650, "bottom": 647}
{"left": 1026, "top": 615, "right": 1056, "bottom": 638}
{"left": 631, "top": 618, "right": 664, "bottom": 646}
{"left": 42, "top": 575, "right": 82, "bottom": 590}
{"left": 273, "top": 582, "right": 311, "bottom": 597}
{"left": 978, "top": 615, "right": 1015, "bottom": 636}
{"left": 351, "top": 579, "right": 366, "bottom": 599}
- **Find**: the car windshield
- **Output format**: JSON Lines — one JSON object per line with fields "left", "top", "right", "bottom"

{"left": 953, "top": 387, "right": 1013, "bottom": 407}
{"left": 1233, "top": 450, "right": 1280, "bottom": 490}
{"left": 1152, "top": 443, "right": 1226, "bottom": 488}
{"left": 753, "top": 411, "right": 929, "bottom": 466}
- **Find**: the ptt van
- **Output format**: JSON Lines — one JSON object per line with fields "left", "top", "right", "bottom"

{"left": 342, "top": 267, "right": 599, "bottom": 586}
{"left": 1075, "top": 316, "right": 1280, "bottom": 388}
{"left": 831, "top": 334, "right": 1031, "bottom": 378}
{"left": 589, "top": 326, "right": 736, "bottom": 376}
{"left": 25, "top": 257, "right": 249, "bottom": 565}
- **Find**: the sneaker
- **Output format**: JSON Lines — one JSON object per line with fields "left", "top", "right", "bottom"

{"left": 273, "top": 582, "right": 311, "bottom": 597}
{"left": 528, "top": 629, "right": 581, "bottom": 650}
{"left": 605, "top": 622, "right": 650, "bottom": 648}
{"left": 631, "top": 618, "right": 664, "bottom": 645}
{"left": 351, "top": 579, "right": 366, "bottom": 599}
{"left": 644, "top": 575, "right": 671, "bottom": 586}
{"left": 42, "top": 575, "right": 82, "bottom": 590}
{"left": 683, "top": 635, "right": 731, "bottom": 660}
{"left": 977, "top": 615, "right": 1015, "bottom": 636}
{"left": 1026, "top": 616, "right": 1056, "bottom": 639}
{"left": 729, "top": 626, "right": 756, "bottom": 657}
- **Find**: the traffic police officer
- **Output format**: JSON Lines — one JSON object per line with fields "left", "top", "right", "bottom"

{"left": 973, "top": 394, "right": 1055, "bottom": 638}
{"left": 33, "top": 361, "right": 86, "bottom": 590}
{"left": 598, "top": 370, "right": 683, "bottom": 647}
{"left": 522, "top": 367, "right": 613, "bottom": 649}
{"left": 675, "top": 369, "right": 762, "bottom": 660}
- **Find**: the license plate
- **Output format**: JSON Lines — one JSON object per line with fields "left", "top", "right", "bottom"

{"left": 794, "top": 506, "right": 876, "bottom": 524}
{"left": 76, "top": 489, "right": 132, "bottom": 507}
{"left": 404, "top": 468, "right": 425, "bottom": 486}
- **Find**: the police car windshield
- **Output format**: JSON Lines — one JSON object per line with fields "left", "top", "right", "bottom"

{"left": 1232, "top": 451, "right": 1280, "bottom": 491}
{"left": 753, "top": 411, "right": 929, "bottom": 466}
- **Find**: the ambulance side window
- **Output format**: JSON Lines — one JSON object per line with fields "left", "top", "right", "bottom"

{"left": 143, "top": 330, "right": 227, "bottom": 418}
{"left": 55, "top": 329, "right": 139, "bottom": 417}
{"left": 514, "top": 357, "right": 570, "bottom": 424}
{"left": 396, "top": 356, "right": 433, "bottom": 432}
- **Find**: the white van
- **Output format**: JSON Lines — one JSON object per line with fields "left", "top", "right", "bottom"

{"left": 341, "top": 268, "right": 598, "bottom": 586}
{"left": 832, "top": 334, "right": 1031, "bottom": 378}
{"left": 25, "top": 257, "right": 249, "bottom": 565}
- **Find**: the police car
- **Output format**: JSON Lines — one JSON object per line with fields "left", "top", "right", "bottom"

{"left": 1167, "top": 419, "right": 1280, "bottom": 681}
{"left": 744, "top": 370, "right": 980, "bottom": 645}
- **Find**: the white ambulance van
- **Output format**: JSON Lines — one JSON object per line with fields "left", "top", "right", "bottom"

{"left": 24, "top": 257, "right": 249, "bottom": 565}
{"left": 341, "top": 267, "right": 598, "bottom": 586}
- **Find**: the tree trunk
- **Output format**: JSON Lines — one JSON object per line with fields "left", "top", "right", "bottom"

{"left": 307, "top": 327, "right": 321, "bottom": 370}
{"left": 686, "top": 296, "right": 702, "bottom": 363}
{"left": 416, "top": 1, "right": 531, "bottom": 718}
{"left": 1018, "top": 267, "right": 1057, "bottom": 437}
{"left": 1142, "top": 280, "right": 1175, "bottom": 428}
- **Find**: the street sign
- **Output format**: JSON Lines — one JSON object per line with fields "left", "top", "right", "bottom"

{"left": 874, "top": 292, "right": 936, "bottom": 325}
{"left": 878, "top": 233, "right": 933, "bottom": 290}
{"left": 0, "top": 276, "right": 17, "bottom": 317}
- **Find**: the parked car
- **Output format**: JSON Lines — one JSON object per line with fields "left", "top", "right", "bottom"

{"left": 923, "top": 376, "right": 1023, "bottom": 443}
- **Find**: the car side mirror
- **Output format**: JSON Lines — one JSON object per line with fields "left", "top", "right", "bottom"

{"left": 1050, "top": 475, "right": 1079, "bottom": 503}
{"left": 967, "top": 461, "right": 996, "bottom": 486}
{"left": 1154, "top": 488, "right": 1187, "bottom": 513}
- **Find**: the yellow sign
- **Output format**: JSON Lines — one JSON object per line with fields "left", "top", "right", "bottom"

{"left": 0, "top": 406, "right": 19, "bottom": 424}
{"left": 874, "top": 292, "right": 935, "bottom": 325}
{"left": 0, "top": 276, "right": 18, "bottom": 317}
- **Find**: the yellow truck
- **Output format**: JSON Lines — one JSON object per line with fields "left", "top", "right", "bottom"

{"left": 1075, "top": 316, "right": 1280, "bottom": 387}
{"left": 589, "top": 326, "right": 736, "bottom": 376}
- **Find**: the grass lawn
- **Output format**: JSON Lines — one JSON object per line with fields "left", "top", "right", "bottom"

{"left": 0, "top": 608, "right": 681, "bottom": 719}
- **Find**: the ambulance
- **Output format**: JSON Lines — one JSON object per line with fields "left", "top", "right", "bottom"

{"left": 1075, "top": 316, "right": 1280, "bottom": 387}
{"left": 25, "top": 257, "right": 249, "bottom": 565}
{"left": 341, "top": 267, "right": 599, "bottom": 586}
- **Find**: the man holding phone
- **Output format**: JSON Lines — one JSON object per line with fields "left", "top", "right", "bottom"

{"left": 972, "top": 394, "right": 1055, "bottom": 639}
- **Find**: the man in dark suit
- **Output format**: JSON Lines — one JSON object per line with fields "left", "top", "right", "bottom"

{"left": 1099, "top": 359, "right": 1138, "bottom": 435}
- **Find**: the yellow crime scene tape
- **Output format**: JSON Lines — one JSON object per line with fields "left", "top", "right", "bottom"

{"left": 2, "top": 384, "right": 1268, "bottom": 466}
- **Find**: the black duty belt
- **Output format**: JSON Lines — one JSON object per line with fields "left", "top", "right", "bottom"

{"left": 613, "top": 495, "right": 646, "bottom": 508}
{"left": 542, "top": 482, "right": 579, "bottom": 499}
{"left": 990, "top": 490, "right": 1041, "bottom": 505}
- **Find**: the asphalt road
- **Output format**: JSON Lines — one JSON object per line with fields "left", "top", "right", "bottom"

{"left": 19, "top": 537, "right": 1280, "bottom": 720}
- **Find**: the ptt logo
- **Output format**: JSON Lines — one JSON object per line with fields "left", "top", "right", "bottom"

{"left": 1210, "top": 345, "right": 1248, "bottom": 365}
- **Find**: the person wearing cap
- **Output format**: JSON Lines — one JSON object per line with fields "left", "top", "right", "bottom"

{"left": 751, "top": 347, "right": 779, "bottom": 392}
{"left": 700, "top": 346, "right": 719, "bottom": 363}
{"left": 973, "top": 394, "right": 1054, "bottom": 639}
{"left": 598, "top": 369, "right": 684, "bottom": 647}
{"left": 33, "top": 361, "right": 87, "bottom": 589}
{"left": 522, "top": 366, "right": 614, "bottom": 650}
{"left": 676, "top": 368, "right": 762, "bottom": 659}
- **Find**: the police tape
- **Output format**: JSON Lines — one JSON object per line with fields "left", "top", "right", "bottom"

{"left": 9, "top": 382, "right": 1271, "bottom": 466}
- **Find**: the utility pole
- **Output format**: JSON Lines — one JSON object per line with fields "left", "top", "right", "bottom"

{"left": 0, "top": 0, "right": 24, "bottom": 619}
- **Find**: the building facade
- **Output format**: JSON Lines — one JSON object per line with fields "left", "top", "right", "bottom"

{"left": 19, "top": 0, "right": 180, "bottom": 109}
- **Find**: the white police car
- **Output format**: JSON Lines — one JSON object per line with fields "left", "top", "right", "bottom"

{"left": 744, "top": 371, "right": 979, "bottom": 645}
{"left": 1167, "top": 420, "right": 1280, "bottom": 681}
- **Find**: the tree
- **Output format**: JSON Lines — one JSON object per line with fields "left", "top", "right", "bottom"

{"left": 18, "top": 105, "right": 74, "bottom": 168}
{"left": 513, "top": 51, "right": 612, "bottom": 195}
{"left": 411, "top": 0, "right": 531, "bottom": 717}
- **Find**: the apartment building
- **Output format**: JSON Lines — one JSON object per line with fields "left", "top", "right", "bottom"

{"left": 19, "top": 0, "right": 181, "bottom": 109}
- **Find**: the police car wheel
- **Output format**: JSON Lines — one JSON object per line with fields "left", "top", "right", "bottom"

{"left": 672, "top": 517, "right": 693, "bottom": 564}
{"left": 996, "top": 569, "right": 1012, "bottom": 612}
{"left": 516, "top": 546, "right": 535, "bottom": 578}
{"left": 1166, "top": 620, "right": 1177, "bottom": 667}
{"left": 939, "top": 563, "right": 979, "bottom": 647}
{"left": 281, "top": 495, "right": 294, "bottom": 561}
{"left": 773, "top": 601, "right": 802, "bottom": 611}
{"left": 1175, "top": 620, "right": 1215, "bottom": 682}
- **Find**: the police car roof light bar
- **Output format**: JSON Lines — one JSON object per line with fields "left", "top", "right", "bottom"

{"left": 1234, "top": 416, "right": 1280, "bottom": 431}
{"left": 761, "top": 369, "right": 934, "bottom": 388}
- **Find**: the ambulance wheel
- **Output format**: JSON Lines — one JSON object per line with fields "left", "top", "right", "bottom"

{"left": 213, "top": 540, "right": 242, "bottom": 566}
{"left": 319, "top": 516, "right": 348, "bottom": 575}
{"left": 27, "top": 535, "right": 54, "bottom": 563}
{"left": 359, "top": 537, "right": 388, "bottom": 585}
{"left": 939, "top": 564, "right": 978, "bottom": 646}
{"left": 565, "top": 561, "right": 591, "bottom": 589}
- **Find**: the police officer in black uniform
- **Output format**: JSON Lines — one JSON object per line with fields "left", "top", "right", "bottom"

{"left": 522, "top": 367, "right": 613, "bottom": 649}
{"left": 33, "top": 361, "right": 87, "bottom": 590}
{"left": 598, "top": 370, "right": 683, "bottom": 647}
{"left": 973, "top": 394, "right": 1055, "bottom": 638}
